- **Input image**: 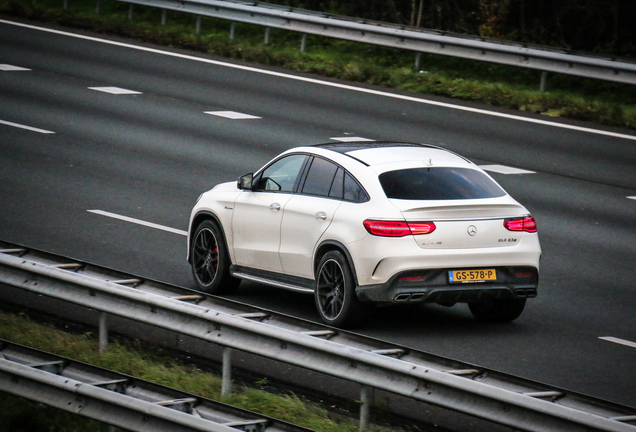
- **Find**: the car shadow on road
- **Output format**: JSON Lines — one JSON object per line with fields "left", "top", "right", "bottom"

{"left": 227, "top": 281, "right": 535, "bottom": 336}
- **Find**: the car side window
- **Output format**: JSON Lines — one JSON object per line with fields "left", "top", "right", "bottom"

{"left": 301, "top": 157, "right": 339, "bottom": 197}
{"left": 344, "top": 172, "right": 369, "bottom": 203}
{"left": 329, "top": 168, "right": 344, "bottom": 199}
{"left": 301, "top": 159, "right": 369, "bottom": 203}
{"left": 254, "top": 154, "right": 308, "bottom": 192}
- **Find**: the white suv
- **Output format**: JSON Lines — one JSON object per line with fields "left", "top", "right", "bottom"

{"left": 188, "top": 142, "right": 541, "bottom": 327}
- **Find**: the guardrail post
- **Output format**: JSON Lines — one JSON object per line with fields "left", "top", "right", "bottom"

{"left": 359, "top": 385, "right": 374, "bottom": 431}
{"left": 221, "top": 347, "right": 232, "bottom": 397}
{"left": 540, "top": 71, "right": 548, "bottom": 92}
{"left": 127, "top": 4, "right": 133, "bottom": 21}
{"left": 98, "top": 312, "right": 109, "bottom": 353}
{"left": 300, "top": 33, "right": 307, "bottom": 52}
{"left": 415, "top": 52, "right": 422, "bottom": 70}
{"left": 264, "top": 27, "right": 271, "bottom": 45}
{"left": 230, "top": 22, "right": 236, "bottom": 40}
{"left": 161, "top": 9, "right": 167, "bottom": 25}
{"left": 195, "top": 16, "right": 202, "bottom": 36}
{"left": 95, "top": 0, "right": 100, "bottom": 15}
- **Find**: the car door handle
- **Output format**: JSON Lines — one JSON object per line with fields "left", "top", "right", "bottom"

{"left": 270, "top": 203, "right": 281, "bottom": 211}
{"left": 315, "top": 211, "right": 327, "bottom": 220}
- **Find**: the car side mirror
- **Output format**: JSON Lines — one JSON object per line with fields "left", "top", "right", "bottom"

{"left": 238, "top": 173, "right": 254, "bottom": 190}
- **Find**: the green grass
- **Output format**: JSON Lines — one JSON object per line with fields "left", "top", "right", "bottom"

{"left": 0, "top": 310, "right": 405, "bottom": 432}
{"left": 2, "top": 0, "right": 635, "bottom": 129}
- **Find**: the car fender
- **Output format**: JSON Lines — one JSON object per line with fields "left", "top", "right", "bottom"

{"left": 187, "top": 186, "right": 241, "bottom": 262}
{"left": 314, "top": 240, "right": 360, "bottom": 287}
{"left": 187, "top": 210, "right": 226, "bottom": 262}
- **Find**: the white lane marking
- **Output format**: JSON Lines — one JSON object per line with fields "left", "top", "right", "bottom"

{"left": 0, "top": 119, "right": 55, "bottom": 134}
{"left": 0, "top": 64, "right": 30, "bottom": 71}
{"left": 330, "top": 136, "right": 375, "bottom": 142}
{"left": 204, "top": 110, "right": 261, "bottom": 119}
{"left": 479, "top": 164, "right": 536, "bottom": 175}
{"left": 627, "top": 196, "right": 636, "bottom": 200}
{"left": 88, "top": 209, "right": 187, "bottom": 236}
{"left": 89, "top": 86, "right": 142, "bottom": 95}
{"left": 599, "top": 336, "right": 636, "bottom": 349}
{"left": 3, "top": 19, "right": 635, "bottom": 143}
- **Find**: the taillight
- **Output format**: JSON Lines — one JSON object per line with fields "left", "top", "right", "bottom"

{"left": 408, "top": 222, "right": 437, "bottom": 235}
{"left": 504, "top": 216, "right": 537, "bottom": 233}
{"left": 363, "top": 220, "right": 436, "bottom": 237}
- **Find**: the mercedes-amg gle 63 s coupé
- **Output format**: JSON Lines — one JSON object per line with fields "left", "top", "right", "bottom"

{"left": 188, "top": 142, "right": 541, "bottom": 327}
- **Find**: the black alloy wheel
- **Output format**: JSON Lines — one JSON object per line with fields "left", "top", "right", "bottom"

{"left": 190, "top": 220, "right": 240, "bottom": 294}
{"left": 315, "top": 250, "right": 366, "bottom": 327}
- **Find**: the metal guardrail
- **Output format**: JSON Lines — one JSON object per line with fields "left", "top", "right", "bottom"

{"left": 117, "top": 0, "right": 636, "bottom": 86}
{"left": 1, "top": 242, "right": 636, "bottom": 432}
{"left": 0, "top": 340, "right": 313, "bottom": 432}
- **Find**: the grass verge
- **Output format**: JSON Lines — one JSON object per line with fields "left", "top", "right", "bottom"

{"left": 1, "top": 0, "right": 635, "bottom": 130}
{"left": 0, "top": 309, "right": 406, "bottom": 432}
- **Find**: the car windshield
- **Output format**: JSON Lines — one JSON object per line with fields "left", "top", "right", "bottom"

{"left": 379, "top": 167, "right": 506, "bottom": 200}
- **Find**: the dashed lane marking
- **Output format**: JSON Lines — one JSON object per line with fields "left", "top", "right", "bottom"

{"left": 3, "top": 19, "right": 634, "bottom": 142}
{"left": 0, "top": 64, "right": 30, "bottom": 71}
{"left": 0, "top": 119, "right": 55, "bottom": 134}
{"left": 479, "top": 165, "right": 536, "bottom": 175}
{"left": 88, "top": 210, "right": 187, "bottom": 236}
{"left": 88, "top": 87, "right": 142, "bottom": 95}
{"left": 330, "top": 137, "right": 375, "bottom": 142}
{"left": 599, "top": 336, "right": 636, "bottom": 349}
{"left": 204, "top": 111, "right": 261, "bottom": 119}
{"left": 627, "top": 196, "right": 636, "bottom": 200}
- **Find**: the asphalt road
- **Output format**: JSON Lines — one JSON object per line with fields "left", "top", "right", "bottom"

{"left": 1, "top": 17, "right": 635, "bottom": 413}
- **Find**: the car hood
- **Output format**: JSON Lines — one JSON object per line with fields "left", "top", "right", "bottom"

{"left": 209, "top": 181, "right": 240, "bottom": 193}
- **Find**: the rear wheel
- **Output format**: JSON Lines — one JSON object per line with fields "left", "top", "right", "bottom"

{"left": 468, "top": 298, "right": 526, "bottom": 323}
{"left": 190, "top": 220, "right": 240, "bottom": 294}
{"left": 314, "top": 251, "right": 366, "bottom": 328}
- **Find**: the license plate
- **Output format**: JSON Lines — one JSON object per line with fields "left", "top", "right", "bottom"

{"left": 449, "top": 269, "right": 497, "bottom": 283}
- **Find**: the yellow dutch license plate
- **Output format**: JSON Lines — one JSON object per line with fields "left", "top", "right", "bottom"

{"left": 449, "top": 269, "right": 497, "bottom": 283}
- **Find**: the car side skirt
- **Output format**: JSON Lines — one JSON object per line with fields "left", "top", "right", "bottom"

{"left": 230, "top": 265, "right": 314, "bottom": 294}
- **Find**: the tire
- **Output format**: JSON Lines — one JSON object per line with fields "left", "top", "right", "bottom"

{"left": 468, "top": 298, "right": 526, "bottom": 323}
{"left": 314, "top": 250, "right": 366, "bottom": 328}
{"left": 190, "top": 220, "right": 240, "bottom": 294}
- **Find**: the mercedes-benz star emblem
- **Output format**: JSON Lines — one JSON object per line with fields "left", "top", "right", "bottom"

{"left": 467, "top": 225, "right": 477, "bottom": 236}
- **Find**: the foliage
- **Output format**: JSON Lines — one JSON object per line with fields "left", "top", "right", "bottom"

{"left": 268, "top": 0, "right": 636, "bottom": 57}
{"left": 0, "top": 393, "right": 105, "bottom": 432}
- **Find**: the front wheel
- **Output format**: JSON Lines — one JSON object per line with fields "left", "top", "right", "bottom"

{"left": 468, "top": 298, "right": 526, "bottom": 323}
{"left": 314, "top": 251, "right": 366, "bottom": 328}
{"left": 190, "top": 220, "right": 240, "bottom": 294}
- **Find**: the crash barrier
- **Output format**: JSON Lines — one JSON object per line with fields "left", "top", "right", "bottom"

{"left": 1, "top": 244, "right": 635, "bottom": 432}
{"left": 0, "top": 340, "right": 314, "bottom": 432}
{"left": 109, "top": 0, "right": 636, "bottom": 89}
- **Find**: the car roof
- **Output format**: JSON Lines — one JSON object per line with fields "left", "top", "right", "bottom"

{"left": 312, "top": 142, "right": 474, "bottom": 171}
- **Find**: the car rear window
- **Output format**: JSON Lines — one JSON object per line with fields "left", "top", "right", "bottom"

{"left": 379, "top": 167, "right": 506, "bottom": 200}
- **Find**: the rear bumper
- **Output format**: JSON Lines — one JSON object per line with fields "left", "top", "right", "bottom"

{"left": 355, "top": 265, "right": 538, "bottom": 304}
